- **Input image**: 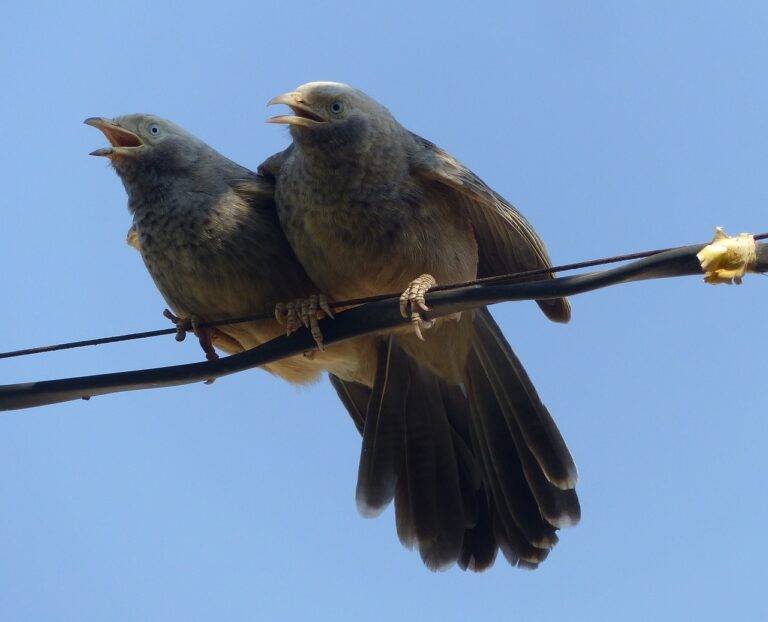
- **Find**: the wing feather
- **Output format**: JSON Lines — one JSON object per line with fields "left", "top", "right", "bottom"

{"left": 408, "top": 132, "right": 570, "bottom": 322}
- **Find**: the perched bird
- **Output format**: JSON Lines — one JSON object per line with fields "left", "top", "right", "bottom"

{"left": 88, "top": 114, "right": 533, "bottom": 571}
{"left": 265, "top": 82, "right": 580, "bottom": 570}
{"left": 85, "top": 114, "right": 377, "bottom": 386}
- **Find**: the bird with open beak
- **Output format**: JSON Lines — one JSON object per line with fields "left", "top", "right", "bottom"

{"left": 264, "top": 82, "right": 580, "bottom": 571}
{"left": 86, "top": 113, "right": 570, "bottom": 572}
{"left": 84, "top": 114, "right": 378, "bottom": 385}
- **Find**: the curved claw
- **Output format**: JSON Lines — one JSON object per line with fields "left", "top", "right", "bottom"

{"left": 399, "top": 294, "right": 409, "bottom": 318}
{"left": 411, "top": 315, "right": 435, "bottom": 341}
{"left": 318, "top": 294, "right": 334, "bottom": 319}
{"left": 274, "top": 294, "right": 334, "bottom": 350}
{"left": 276, "top": 300, "right": 300, "bottom": 334}
{"left": 400, "top": 274, "right": 437, "bottom": 339}
{"left": 163, "top": 309, "right": 219, "bottom": 361}
{"left": 285, "top": 301, "right": 300, "bottom": 335}
{"left": 306, "top": 295, "right": 325, "bottom": 350}
{"left": 163, "top": 308, "right": 190, "bottom": 342}
{"left": 190, "top": 317, "right": 219, "bottom": 362}
{"left": 299, "top": 299, "right": 311, "bottom": 329}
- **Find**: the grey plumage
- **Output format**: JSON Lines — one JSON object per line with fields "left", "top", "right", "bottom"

{"left": 89, "top": 115, "right": 497, "bottom": 570}
{"left": 85, "top": 114, "right": 378, "bottom": 387}
{"left": 85, "top": 102, "right": 579, "bottom": 573}
{"left": 266, "top": 82, "right": 580, "bottom": 570}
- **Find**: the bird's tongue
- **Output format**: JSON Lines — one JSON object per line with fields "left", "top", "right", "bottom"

{"left": 102, "top": 126, "right": 142, "bottom": 147}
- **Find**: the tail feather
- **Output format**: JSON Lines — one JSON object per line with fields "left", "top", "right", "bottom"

{"left": 403, "top": 363, "right": 465, "bottom": 570}
{"left": 355, "top": 339, "right": 467, "bottom": 569}
{"left": 453, "top": 449, "right": 479, "bottom": 529}
{"left": 471, "top": 315, "right": 581, "bottom": 527}
{"left": 422, "top": 370, "right": 466, "bottom": 566}
{"left": 329, "top": 305, "right": 580, "bottom": 572}
{"left": 439, "top": 381, "right": 482, "bottom": 527}
{"left": 473, "top": 308, "right": 578, "bottom": 490}
{"left": 355, "top": 338, "right": 408, "bottom": 516}
{"left": 464, "top": 377, "right": 550, "bottom": 568}
{"left": 493, "top": 507, "right": 548, "bottom": 569}
{"left": 402, "top": 366, "right": 439, "bottom": 550}
{"left": 328, "top": 373, "right": 368, "bottom": 435}
{"left": 537, "top": 297, "right": 571, "bottom": 324}
{"left": 457, "top": 486, "right": 498, "bottom": 572}
{"left": 395, "top": 469, "right": 416, "bottom": 549}
{"left": 466, "top": 353, "right": 559, "bottom": 551}
{"left": 479, "top": 449, "right": 549, "bottom": 567}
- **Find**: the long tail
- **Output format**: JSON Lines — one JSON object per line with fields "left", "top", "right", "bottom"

{"left": 329, "top": 310, "right": 580, "bottom": 571}
{"left": 340, "top": 337, "right": 465, "bottom": 570}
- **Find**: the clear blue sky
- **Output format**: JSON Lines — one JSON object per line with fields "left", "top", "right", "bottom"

{"left": 1, "top": 2, "right": 766, "bottom": 620}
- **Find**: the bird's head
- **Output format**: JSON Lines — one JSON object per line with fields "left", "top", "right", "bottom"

{"left": 267, "top": 82, "right": 398, "bottom": 156}
{"left": 85, "top": 114, "right": 204, "bottom": 191}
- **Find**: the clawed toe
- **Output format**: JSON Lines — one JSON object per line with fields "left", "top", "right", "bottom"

{"left": 274, "top": 294, "right": 334, "bottom": 350}
{"left": 304, "top": 295, "right": 330, "bottom": 349}
{"left": 317, "top": 294, "right": 334, "bottom": 319}
{"left": 399, "top": 274, "right": 437, "bottom": 340}
{"left": 275, "top": 301, "right": 300, "bottom": 333}
{"left": 193, "top": 320, "right": 220, "bottom": 362}
{"left": 164, "top": 308, "right": 190, "bottom": 342}
{"left": 163, "top": 308, "right": 219, "bottom": 361}
{"left": 410, "top": 313, "right": 435, "bottom": 341}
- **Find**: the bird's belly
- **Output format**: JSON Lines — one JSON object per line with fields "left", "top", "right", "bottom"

{"left": 282, "top": 198, "right": 477, "bottom": 301}
{"left": 139, "top": 236, "right": 265, "bottom": 321}
{"left": 290, "top": 226, "right": 403, "bottom": 300}
{"left": 133, "top": 207, "right": 378, "bottom": 388}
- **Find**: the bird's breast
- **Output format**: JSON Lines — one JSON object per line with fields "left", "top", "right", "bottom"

{"left": 277, "top": 182, "right": 434, "bottom": 298}
{"left": 131, "top": 196, "right": 280, "bottom": 319}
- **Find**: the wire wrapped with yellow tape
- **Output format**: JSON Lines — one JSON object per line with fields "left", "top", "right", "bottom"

{"left": 697, "top": 227, "right": 757, "bottom": 284}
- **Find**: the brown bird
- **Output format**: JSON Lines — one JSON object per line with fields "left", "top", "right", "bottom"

{"left": 265, "top": 82, "right": 580, "bottom": 571}
{"left": 90, "top": 115, "right": 528, "bottom": 571}
{"left": 85, "top": 114, "right": 377, "bottom": 387}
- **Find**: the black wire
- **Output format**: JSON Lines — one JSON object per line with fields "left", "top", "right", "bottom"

{"left": 2, "top": 232, "right": 765, "bottom": 361}
{"left": 1, "top": 240, "right": 765, "bottom": 412}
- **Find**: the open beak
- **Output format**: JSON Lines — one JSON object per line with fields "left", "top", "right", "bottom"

{"left": 266, "top": 93, "right": 327, "bottom": 128}
{"left": 84, "top": 117, "right": 144, "bottom": 157}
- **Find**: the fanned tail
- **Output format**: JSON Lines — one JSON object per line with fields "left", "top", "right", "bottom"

{"left": 327, "top": 309, "right": 580, "bottom": 571}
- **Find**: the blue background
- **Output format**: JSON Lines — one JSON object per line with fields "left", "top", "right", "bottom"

{"left": 1, "top": 2, "right": 766, "bottom": 620}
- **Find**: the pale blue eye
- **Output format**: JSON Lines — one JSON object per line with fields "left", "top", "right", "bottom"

{"left": 330, "top": 101, "right": 344, "bottom": 114}
{"left": 149, "top": 124, "right": 160, "bottom": 135}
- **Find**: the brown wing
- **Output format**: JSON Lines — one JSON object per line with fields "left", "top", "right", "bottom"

{"left": 408, "top": 132, "right": 570, "bottom": 323}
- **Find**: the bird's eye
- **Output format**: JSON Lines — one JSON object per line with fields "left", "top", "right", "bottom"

{"left": 149, "top": 124, "right": 160, "bottom": 135}
{"left": 330, "top": 101, "right": 344, "bottom": 115}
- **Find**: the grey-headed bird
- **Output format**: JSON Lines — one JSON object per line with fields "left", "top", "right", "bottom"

{"left": 87, "top": 115, "right": 516, "bottom": 572}
{"left": 265, "top": 82, "right": 580, "bottom": 571}
{"left": 85, "top": 114, "right": 377, "bottom": 387}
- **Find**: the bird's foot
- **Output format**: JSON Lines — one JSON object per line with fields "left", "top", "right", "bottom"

{"left": 163, "top": 309, "right": 219, "bottom": 362}
{"left": 275, "top": 294, "right": 334, "bottom": 350}
{"left": 399, "top": 274, "right": 437, "bottom": 341}
{"left": 163, "top": 308, "right": 191, "bottom": 342}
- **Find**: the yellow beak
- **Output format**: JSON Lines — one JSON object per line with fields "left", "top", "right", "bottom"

{"left": 84, "top": 117, "right": 144, "bottom": 157}
{"left": 266, "top": 93, "right": 327, "bottom": 128}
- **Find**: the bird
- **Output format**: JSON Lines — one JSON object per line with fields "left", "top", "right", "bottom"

{"left": 265, "top": 81, "right": 581, "bottom": 571}
{"left": 84, "top": 114, "right": 378, "bottom": 387}
{"left": 89, "top": 114, "right": 540, "bottom": 571}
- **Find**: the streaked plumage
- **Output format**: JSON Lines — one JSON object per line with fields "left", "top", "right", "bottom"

{"left": 267, "top": 82, "right": 579, "bottom": 570}
{"left": 87, "top": 114, "right": 377, "bottom": 386}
